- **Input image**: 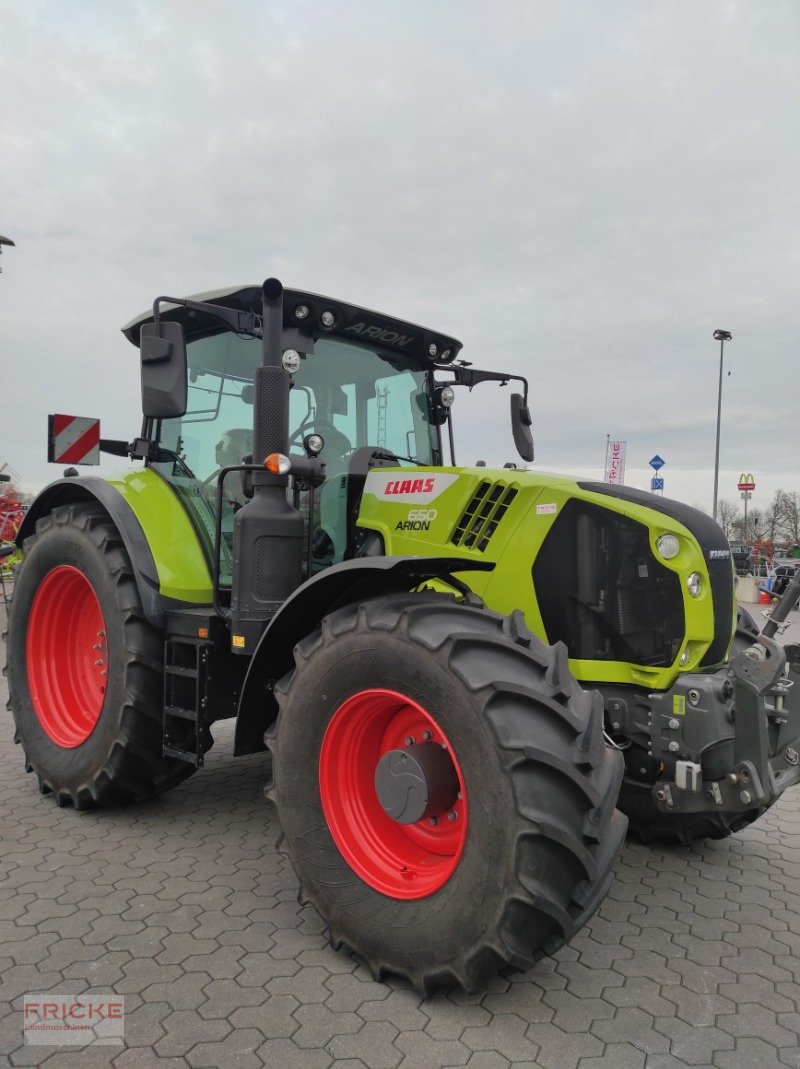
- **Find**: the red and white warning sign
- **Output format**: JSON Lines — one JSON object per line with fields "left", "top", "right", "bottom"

{"left": 47, "top": 414, "right": 101, "bottom": 465}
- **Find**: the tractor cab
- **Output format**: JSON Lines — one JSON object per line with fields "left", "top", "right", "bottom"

{"left": 154, "top": 324, "right": 440, "bottom": 571}
{"left": 124, "top": 283, "right": 533, "bottom": 598}
{"left": 125, "top": 285, "right": 452, "bottom": 580}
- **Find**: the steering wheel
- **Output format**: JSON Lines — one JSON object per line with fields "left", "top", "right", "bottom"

{"left": 288, "top": 420, "right": 352, "bottom": 457}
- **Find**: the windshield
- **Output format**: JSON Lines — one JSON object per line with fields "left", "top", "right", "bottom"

{"left": 152, "top": 330, "right": 438, "bottom": 579}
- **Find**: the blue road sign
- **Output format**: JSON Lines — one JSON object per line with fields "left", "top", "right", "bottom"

{"left": 651, "top": 477, "right": 664, "bottom": 491}
{"left": 649, "top": 455, "right": 665, "bottom": 471}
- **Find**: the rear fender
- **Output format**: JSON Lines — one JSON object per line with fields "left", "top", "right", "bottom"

{"left": 234, "top": 555, "right": 493, "bottom": 755}
{"left": 16, "top": 478, "right": 164, "bottom": 626}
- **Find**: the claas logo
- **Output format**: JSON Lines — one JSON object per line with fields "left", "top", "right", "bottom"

{"left": 383, "top": 478, "right": 436, "bottom": 496}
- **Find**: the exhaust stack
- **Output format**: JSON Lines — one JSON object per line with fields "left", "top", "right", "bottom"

{"left": 229, "top": 278, "right": 304, "bottom": 652}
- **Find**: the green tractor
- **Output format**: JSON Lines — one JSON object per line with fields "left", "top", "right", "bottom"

{"left": 6, "top": 279, "right": 800, "bottom": 993}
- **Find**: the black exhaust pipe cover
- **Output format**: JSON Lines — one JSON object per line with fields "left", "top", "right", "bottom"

{"left": 229, "top": 278, "right": 304, "bottom": 653}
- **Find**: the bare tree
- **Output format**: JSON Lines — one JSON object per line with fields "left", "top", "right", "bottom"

{"left": 778, "top": 491, "right": 800, "bottom": 547}
{"left": 760, "top": 492, "right": 783, "bottom": 542}
{"left": 716, "top": 499, "right": 741, "bottom": 540}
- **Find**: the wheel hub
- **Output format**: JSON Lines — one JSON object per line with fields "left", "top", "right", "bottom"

{"left": 27, "top": 565, "right": 107, "bottom": 748}
{"left": 318, "top": 688, "right": 468, "bottom": 899}
{"left": 374, "top": 742, "right": 459, "bottom": 824}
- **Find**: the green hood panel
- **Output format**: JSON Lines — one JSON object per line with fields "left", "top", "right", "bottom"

{"left": 107, "top": 468, "right": 213, "bottom": 603}
{"left": 357, "top": 466, "right": 732, "bottom": 691}
{"left": 98, "top": 461, "right": 733, "bottom": 690}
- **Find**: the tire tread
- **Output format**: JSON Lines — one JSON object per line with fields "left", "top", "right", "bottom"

{"left": 4, "top": 502, "right": 209, "bottom": 808}
{"left": 270, "top": 590, "right": 626, "bottom": 992}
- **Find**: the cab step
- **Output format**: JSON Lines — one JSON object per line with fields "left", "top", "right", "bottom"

{"left": 162, "top": 637, "right": 210, "bottom": 767}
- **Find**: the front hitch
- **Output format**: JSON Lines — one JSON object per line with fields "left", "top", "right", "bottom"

{"left": 649, "top": 635, "right": 800, "bottom": 815}
{"left": 728, "top": 635, "right": 787, "bottom": 807}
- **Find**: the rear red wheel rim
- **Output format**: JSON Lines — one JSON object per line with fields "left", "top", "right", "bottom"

{"left": 319, "top": 688, "right": 468, "bottom": 899}
{"left": 27, "top": 565, "right": 107, "bottom": 748}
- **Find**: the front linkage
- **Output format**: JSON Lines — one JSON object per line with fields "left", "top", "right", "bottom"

{"left": 621, "top": 630, "right": 800, "bottom": 822}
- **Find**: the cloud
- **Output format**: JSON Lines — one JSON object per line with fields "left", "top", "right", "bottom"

{"left": 1, "top": 0, "right": 798, "bottom": 513}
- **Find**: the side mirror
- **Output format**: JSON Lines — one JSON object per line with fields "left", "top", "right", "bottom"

{"left": 510, "top": 393, "right": 534, "bottom": 463}
{"left": 140, "top": 322, "right": 187, "bottom": 419}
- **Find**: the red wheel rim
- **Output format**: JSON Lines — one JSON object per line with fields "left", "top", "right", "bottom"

{"left": 319, "top": 688, "right": 468, "bottom": 899}
{"left": 27, "top": 566, "right": 107, "bottom": 748}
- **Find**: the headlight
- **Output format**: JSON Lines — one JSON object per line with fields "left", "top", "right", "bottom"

{"left": 305, "top": 433, "right": 324, "bottom": 456}
{"left": 656, "top": 533, "right": 680, "bottom": 560}
{"left": 687, "top": 572, "right": 702, "bottom": 598}
{"left": 281, "top": 349, "right": 301, "bottom": 374}
{"left": 439, "top": 385, "right": 455, "bottom": 407}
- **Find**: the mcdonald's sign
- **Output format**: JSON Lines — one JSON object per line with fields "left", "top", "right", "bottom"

{"left": 737, "top": 473, "right": 755, "bottom": 491}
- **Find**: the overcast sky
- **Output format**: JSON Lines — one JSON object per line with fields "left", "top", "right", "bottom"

{"left": 1, "top": 0, "right": 798, "bottom": 514}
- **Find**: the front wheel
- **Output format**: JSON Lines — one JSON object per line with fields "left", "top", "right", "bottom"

{"left": 267, "top": 592, "right": 626, "bottom": 993}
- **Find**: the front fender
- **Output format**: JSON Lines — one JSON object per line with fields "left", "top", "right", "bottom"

{"left": 16, "top": 477, "right": 164, "bottom": 626}
{"left": 233, "top": 555, "right": 494, "bottom": 755}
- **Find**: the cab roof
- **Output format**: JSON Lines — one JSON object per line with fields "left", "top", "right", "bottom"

{"left": 122, "top": 284, "right": 462, "bottom": 366}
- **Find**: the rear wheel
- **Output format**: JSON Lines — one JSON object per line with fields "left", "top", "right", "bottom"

{"left": 267, "top": 592, "right": 626, "bottom": 993}
{"left": 5, "top": 503, "right": 208, "bottom": 807}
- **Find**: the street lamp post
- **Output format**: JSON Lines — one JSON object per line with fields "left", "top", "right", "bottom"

{"left": 712, "top": 329, "right": 732, "bottom": 522}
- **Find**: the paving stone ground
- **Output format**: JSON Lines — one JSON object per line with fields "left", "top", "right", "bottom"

{"left": 1, "top": 594, "right": 799, "bottom": 1068}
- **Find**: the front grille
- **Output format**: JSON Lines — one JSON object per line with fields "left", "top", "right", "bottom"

{"left": 533, "top": 500, "right": 685, "bottom": 667}
{"left": 578, "top": 481, "right": 734, "bottom": 666}
{"left": 451, "top": 481, "right": 518, "bottom": 552}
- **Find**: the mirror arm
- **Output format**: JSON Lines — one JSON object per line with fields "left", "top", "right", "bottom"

{"left": 436, "top": 364, "right": 529, "bottom": 403}
{"left": 152, "top": 296, "right": 261, "bottom": 339}
{"left": 99, "top": 438, "right": 130, "bottom": 458}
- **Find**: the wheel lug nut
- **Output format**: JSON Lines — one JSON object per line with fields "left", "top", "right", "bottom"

{"left": 447, "top": 810, "right": 458, "bottom": 822}
{"left": 404, "top": 736, "right": 415, "bottom": 746}
{"left": 428, "top": 816, "right": 439, "bottom": 826}
{"left": 422, "top": 730, "right": 432, "bottom": 740}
